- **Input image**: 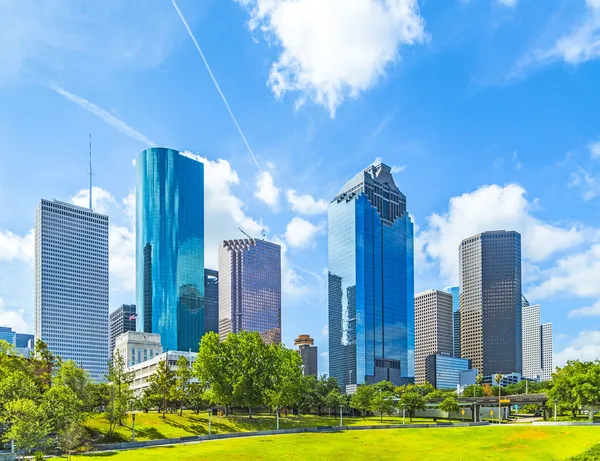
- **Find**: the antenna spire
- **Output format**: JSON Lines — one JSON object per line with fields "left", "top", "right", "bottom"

{"left": 89, "top": 134, "right": 93, "bottom": 210}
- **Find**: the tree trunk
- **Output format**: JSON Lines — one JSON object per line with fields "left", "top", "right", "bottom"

{"left": 163, "top": 396, "right": 167, "bottom": 419}
{"left": 180, "top": 402, "right": 183, "bottom": 417}
{"left": 248, "top": 407, "right": 253, "bottom": 419}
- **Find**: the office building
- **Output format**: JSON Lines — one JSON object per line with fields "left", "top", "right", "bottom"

{"left": 136, "top": 147, "right": 205, "bottom": 352}
{"left": 328, "top": 163, "right": 414, "bottom": 390}
{"left": 482, "top": 372, "right": 523, "bottom": 387}
{"left": 35, "top": 199, "right": 109, "bottom": 381}
{"left": 541, "top": 323, "right": 553, "bottom": 381}
{"left": 0, "top": 326, "right": 34, "bottom": 357}
{"left": 109, "top": 304, "right": 136, "bottom": 359}
{"left": 128, "top": 350, "right": 197, "bottom": 397}
{"left": 414, "top": 290, "right": 453, "bottom": 384}
{"left": 114, "top": 331, "right": 162, "bottom": 368}
{"left": 204, "top": 269, "right": 219, "bottom": 335}
{"left": 295, "top": 334, "right": 318, "bottom": 376}
{"left": 459, "top": 230, "right": 522, "bottom": 376}
{"left": 459, "top": 368, "right": 478, "bottom": 387}
{"left": 442, "top": 286, "right": 461, "bottom": 358}
{"left": 218, "top": 239, "right": 281, "bottom": 344}
{"left": 425, "top": 353, "right": 472, "bottom": 390}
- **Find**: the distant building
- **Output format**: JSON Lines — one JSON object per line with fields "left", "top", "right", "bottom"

{"left": 128, "top": 350, "right": 197, "bottom": 397}
{"left": 109, "top": 304, "right": 136, "bottom": 359}
{"left": 136, "top": 147, "right": 205, "bottom": 353}
{"left": 328, "top": 163, "right": 414, "bottom": 390}
{"left": 522, "top": 304, "right": 553, "bottom": 382}
{"left": 541, "top": 323, "right": 553, "bottom": 381}
{"left": 114, "top": 331, "right": 162, "bottom": 368}
{"left": 482, "top": 372, "right": 524, "bottom": 387}
{"left": 204, "top": 269, "right": 219, "bottom": 335}
{"left": 0, "top": 326, "right": 34, "bottom": 357}
{"left": 414, "top": 290, "right": 453, "bottom": 384}
{"left": 218, "top": 239, "right": 281, "bottom": 344}
{"left": 295, "top": 334, "right": 318, "bottom": 376}
{"left": 459, "top": 369, "right": 478, "bottom": 387}
{"left": 35, "top": 199, "right": 109, "bottom": 381}
{"left": 442, "top": 286, "right": 461, "bottom": 358}
{"left": 459, "top": 230, "right": 522, "bottom": 376}
{"left": 425, "top": 353, "right": 472, "bottom": 390}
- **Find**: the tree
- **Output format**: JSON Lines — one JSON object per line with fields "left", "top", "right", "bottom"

{"left": 1, "top": 398, "right": 50, "bottom": 460}
{"left": 174, "top": 356, "right": 192, "bottom": 416}
{"left": 148, "top": 357, "right": 176, "bottom": 419}
{"left": 549, "top": 360, "right": 600, "bottom": 419}
{"left": 56, "top": 420, "right": 86, "bottom": 461}
{"left": 187, "top": 382, "right": 209, "bottom": 414}
{"left": 263, "top": 345, "right": 304, "bottom": 416}
{"left": 476, "top": 374, "right": 484, "bottom": 386}
{"left": 370, "top": 391, "right": 396, "bottom": 422}
{"left": 0, "top": 344, "right": 40, "bottom": 418}
{"left": 84, "top": 382, "right": 110, "bottom": 412}
{"left": 439, "top": 395, "right": 460, "bottom": 421}
{"left": 372, "top": 381, "right": 396, "bottom": 394}
{"left": 315, "top": 375, "right": 340, "bottom": 416}
{"left": 463, "top": 384, "right": 483, "bottom": 398}
{"left": 351, "top": 385, "right": 374, "bottom": 418}
{"left": 30, "top": 340, "right": 55, "bottom": 392}
{"left": 105, "top": 352, "right": 133, "bottom": 435}
{"left": 324, "top": 389, "right": 344, "bottom": 417}
{"left": 399, "top": 391, "right": 426, "bottom": 422}
{"left": 298, "top": 375, "right": 320, "bottom": 414}
{"left": 54, "top": 360, "right": 89, "bottom": 403}
{"left": 41, "top": 385, "right": 84, "bottom": 434}
{"left": 482, "top": 384, "right": 494, "bottom": 397}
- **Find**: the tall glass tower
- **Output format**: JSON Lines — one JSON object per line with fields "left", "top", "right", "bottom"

{"left": 136, "top": 148, "right": 205, "bottom": 352}
{"left": 442, "top": 286, "right": 460, "bottom": 358}
{"left": 328, "top": 163, "right": 414, "bottom": 389}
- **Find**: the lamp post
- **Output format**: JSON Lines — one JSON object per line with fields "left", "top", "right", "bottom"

{"left": 276, "top": 408, "right": 280, "bottom": 431}
{"left": 339, "top": 404, "right": 344, "bottom": 427}
{"left": 554, "top": 400, "right": 557, "bottom": 422}
{"left": 208, "top": 410, "right": 212, "bottom": 435}
{"left": 402, "top": 404, "right": 406, "bottom": 425}
{"left": 494, "top": 374, "right": 503, "bottom": 425}
{"left": 130, "top": 400, "right": 136, "bottom": 442}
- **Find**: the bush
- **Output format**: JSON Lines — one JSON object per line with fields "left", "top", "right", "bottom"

{"left": 568, "top": 443, "right": 600, "bottom": 460}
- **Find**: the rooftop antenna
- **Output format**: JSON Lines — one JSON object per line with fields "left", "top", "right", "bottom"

{"left": 89, "top": 133, "right": 93, "bottom": 210}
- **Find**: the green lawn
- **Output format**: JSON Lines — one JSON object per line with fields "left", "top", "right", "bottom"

{"left": 55, "top": 426, "right": 600, "bottom": 461}
{"left": 84, "top": 411, "right": 441, "bottom": 443}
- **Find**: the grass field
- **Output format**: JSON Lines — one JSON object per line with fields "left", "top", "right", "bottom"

{"left": 84, "top": 411, "right": 443, "bottom": 443}
{"left": 54, "top": 426, "right": 600, "bottom": 461}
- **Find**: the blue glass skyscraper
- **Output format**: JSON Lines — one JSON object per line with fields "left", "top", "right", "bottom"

{"left": 328, "top": 163, "right": 414, "bottom": 389}
{"left": 136, "top": 148, "right": 205, "bottom": 352}
{"left": 442, "top": 286, "right": 460, "bottom": 358}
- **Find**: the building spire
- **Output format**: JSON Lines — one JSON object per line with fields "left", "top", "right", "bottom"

{"left": 89, "top": 134, "right": 93, "bottom": 210}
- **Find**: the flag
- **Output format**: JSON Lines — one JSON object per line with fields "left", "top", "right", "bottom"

{"left": 129, "top": 313, "right": 137, "bottom": 320}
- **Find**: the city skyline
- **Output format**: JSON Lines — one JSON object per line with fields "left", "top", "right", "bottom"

{"left": 1, "top": 1, "right": 600, "bottom": 375}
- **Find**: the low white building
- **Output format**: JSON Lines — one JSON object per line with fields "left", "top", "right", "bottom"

{"left": 114, "top": 331, "right": 162, "bottom": 368}
{"left": 128, "top": 350, "right": 198, "bottom": 397}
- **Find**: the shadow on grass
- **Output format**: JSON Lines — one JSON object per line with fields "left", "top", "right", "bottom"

{"left": 135, "top": 427, "right": 167, "bottom": 440}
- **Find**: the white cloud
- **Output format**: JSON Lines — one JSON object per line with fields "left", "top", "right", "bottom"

{"left": 391, "top": 165, "right": 407, "bottom": 173}
{"left": 235, "top": 0, "right": 427, "bottom": 116}
{"left": 271, "top": 236, "right": 307, "bottom": 296}
{"left": 555, "top": 331, "right": 600, "bottom": 367}
{"left": 284, "top": 217, "right": 324, "bottom": 249}
{"left": 70, "top": 186, "right": 117, "bottom": 214}
{"left": 589, "top": 141, "right": 600, "bottom": 160}
{"left": 286, "top": 189, "right": 328, "bottom": 215}
{"left": 569, "top": 167, "right": 600, "bottom": 201}
{"left": 418, "top": 184, "right": 584, "bottom": 284}
{"left": 0, "top": 297, "right": 28, "bottom": 333}
{"left": 50, "top": 84, "right": 156, "bottom": 146}
{"left": 0, "top": 230, "right": 33, "bottom": 263}
{"left": 496, "top": 0, "right": 518, "bottom": 6}
{"left": 254, "top": 171, "right": 280, "bottom": 208}
{"left": 321, "top": 324, "right": 329, "bottom": 338}
{"left": 568, "top": 300, "right": 600, "bottom": 318}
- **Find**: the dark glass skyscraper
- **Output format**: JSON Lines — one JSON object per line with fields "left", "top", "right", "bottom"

{"left": 328, "top": 163, "right": 414, "bottom": 389}
{"left": 109, "top": 304, "right": 136, "bottom": 358}
{"left": 204, "top": 269, "right": 219, "bottom": 335}
{"left": 136, "top": 148, "right": 205, "bottom": 352}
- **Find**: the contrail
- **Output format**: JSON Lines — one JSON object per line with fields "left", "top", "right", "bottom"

{"left": 171, "top": 0, "right": 262, "bottom": 173}
{"left": 50, "top": 84, "right": 156, "bottom": 147}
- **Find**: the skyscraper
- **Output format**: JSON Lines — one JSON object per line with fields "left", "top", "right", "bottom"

{"left": 295, "top": 334, "right": 318, "bottom": 376}
{"left": 109, "top": 304, "right": 136, "bottom": 358}
{"left": 414, "top": 290, "right": 453, "bottom": 384}
{"left": 204, "top": 269, "right": 219, "bottom": 335}
{"left": 328, "top": 163, "right": 414, "bottom": 389}
{"left": 522, "top": 304, "right": 553, "bottom": 381}
{"left": 442, "top": 286, "right": 461, "bottom": 358}
{"left": 136, "top": 148, "right": 205, "bottom": 352}
{"left": 218, "top": 238, "right": 281, "bottom": 344}
{"left": 35, "top": 199, "right": 109, "bottom": 381}
{"left": 459, "top": 230, "right": 522, "bottom": 376}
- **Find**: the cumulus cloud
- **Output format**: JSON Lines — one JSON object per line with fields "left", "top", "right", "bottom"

{"left": 589, "top": 140, "right": 600, "bottom": 160}
{"left": 568, "top": 300, "right": 600, "bottom": 318}
{"left": 496, "top": 0, "right": 518, "bottom": 6}
{"left": 284, "top": 217, "right": 324, "bottom": 249}
{"left": 271, "top": 236, "right": 307, "bottom": 296}
{"left": 555, "top": 331, "right": 600, "bottom": 367}
{"left": 569, "top": 167, "right": 600, "bottom": 201}
{"left": 418, "top": 184, "right": 584, "bottom": 284}
{"left": 254, "top": 171, "right": 280, "bottom": 208}
{"left": 286, "top": 190, "right": 328, "bottom": 215}
{"left": 321, "top": 324, "right": 329, "bottom": 338}
{"left": 0, "top": 297, "right": 28, "bottom": 333}
{"left": 0, "top": 230, "right": 33, "bottom": 263}
{"left": 235, "top": 0, "right": 427, "bottom": 116}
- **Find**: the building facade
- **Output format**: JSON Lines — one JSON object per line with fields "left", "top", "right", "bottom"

{"left": 0, "top": 326, "right": 34, "bottom": 357}
{"left": 442, "top": 286, "right": 461, "bottom": 358}
{"left": 114, "top": 331, "right": 162, "bottom": 368}
{"left": 128, "top": 350, "right": 197, "bottom": 397}
{"left": 522, "top": 304, "right": 541, "bottom": 380}
{"left": 218, "top": 239, "right": 281, "bottom": 344}
{"left": 136, "top": 148, "right": 205, "bottom": 352}
{"left": 295, "top": 334, "right": 318, "bottom": 376}
{"left": 459, "top": 230, "right": 522, "bottom": 376}
{"left": 541, "top": 323, "right": 553, "bottom": 381}
{"left": 204, "top": 269, "right": 219, "bottom": 335}
{"left": 35, "top": 199, "right": 109, "bottom": 381}
{"left": 414, "top": 290, "right": 453, "bottom": 384}
{"left": 425, "top": 353, "right": 472, "bottom": 390}
{"left": 109, "top": 304, "right": 136, "bottom": 359}
{"left": 328, "top": 163, "right": 414, "bottom": 390}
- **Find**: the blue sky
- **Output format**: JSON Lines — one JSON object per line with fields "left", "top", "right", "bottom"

{"left": 1, "top": 0, "right": 600, "bottom": 374}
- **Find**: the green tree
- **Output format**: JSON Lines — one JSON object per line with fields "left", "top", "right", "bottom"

{"left": 264, "top": 345, "right": 303, "bottom": 416}
{"left": 351, "top": 385, "right": 374, "bottom": 418}
{"left": 41, "top": 385, "right": 84, "bottom": 433}
{"left": 476, "top": 374, "right": 484, "bottom": 386}
{"left": 174, "top": 356, "right": 192, "bottom": 416}
{"left": 463, "top": 384, "right": 483, "bottom": 398}
{"left": 187, "top": 382, "right": 209, "bottom": 414}
{"left": 1, "top": 398, "right": 50, "bottom": 460}
{"left": 315, "top": 375, "right": 340, "bottom": 416}
{"left": 0, "top": 342, "right": 40, "bottom": 418}
{"left": 549, "top": 360, "right": 600, "bottom": 419}
{"left": 30, "top": 340, "right": 55, "bottom": 392}
{"left": 54, "top": 360, "right": 89, "bottom": 403}
{"left": 105, "top": 352, "right": 133, "bottom": 435}
{"left": 148, "top": 357, "right": 176, "bottom": 419}
{"left": 399, "top": 391, "right": 426, "bottom": 422}
{"left": 439, "top": 395, "right": 460, "bottom": 421}
{"left": 56, "top": 420, "right": 86, "bottom": 461}
{"left": 372, "top": 380, "right": 396, "bottom": 394}
{"left": 370, "top": 391, "right": 396, "bottom": 422}
{"left": 298, "top": 375, "right": 320, "bottom": 414}
{"left": 84, "top": 382, "right": 110, "bottom": 412}
{"left": 324, "top": 389, "right": 345, "bottom": 417}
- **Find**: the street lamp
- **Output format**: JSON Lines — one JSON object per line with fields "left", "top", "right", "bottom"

{"left": 339, "top": 404, "right": 344, "bottom": 427}
{"left": 276, "top": 408, "right": 280, "bottom": 431}
{"left": 402, "top": 404, "right": 407, "bottom": 425}
{"left": 130, "top": 400, "right": 136, "bottom": 442}
{"left": 208, "top": 410, "right": 212, "bottom": 435}
{"left": 494, "top": 374, "right": 503, "bottom": 424}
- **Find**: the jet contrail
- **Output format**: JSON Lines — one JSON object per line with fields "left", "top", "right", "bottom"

{"left": 171, "top": 0, "right": 262, "bottom": 173}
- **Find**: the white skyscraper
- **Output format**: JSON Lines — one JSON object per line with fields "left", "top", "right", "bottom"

{"left": 35, "top": 199, "right": 109, "bottom": 381}
{"left": 522, "top": 304, "right": 553, "bottom": 381}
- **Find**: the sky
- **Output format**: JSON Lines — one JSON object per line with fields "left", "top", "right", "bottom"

{"left": 1, "top": 0, "right": 600, "bottom": 375}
